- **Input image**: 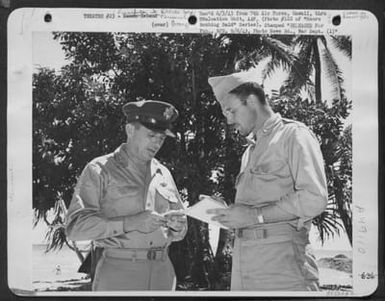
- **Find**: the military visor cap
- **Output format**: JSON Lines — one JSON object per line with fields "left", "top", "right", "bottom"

{"left": 208, "top": 69, "right": 262, "bottom": 104}
{"left": 123, "top": 100, "right": 179, "bottom": 138}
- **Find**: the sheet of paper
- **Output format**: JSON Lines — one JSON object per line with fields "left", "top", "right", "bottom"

{"left": 184, "top": 195, "right": 229, "bottom": 229}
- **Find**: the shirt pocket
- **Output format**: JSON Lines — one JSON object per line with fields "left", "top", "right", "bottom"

{"left": 249, "top": 159, "right": 287, "bottom": 181}
{"left": 154, "top": 185, "right": 179, "bottom": 214}
{"left": 103, "top": 182, "right": 143, "bottom": 217}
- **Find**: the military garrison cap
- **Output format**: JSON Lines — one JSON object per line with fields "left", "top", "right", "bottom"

{"left": 208, "top": 69, "right": 263, "bottom": 104}
{"left": 122, "top": 100, "right": 178, "bottom": 137}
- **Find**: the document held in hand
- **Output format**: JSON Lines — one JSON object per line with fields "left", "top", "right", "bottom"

{"left": 184, "top": 195, "right": 229, "bottom": 229}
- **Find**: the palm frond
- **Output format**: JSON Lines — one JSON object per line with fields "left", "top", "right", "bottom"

{"left": 261, "top": 59, "right": 284, "bottom": 83}
{"left": 329, "top": 36, "right": 352, "bottom": 59}
{"left": 234, "top": 49, "right": 262, "bottom": 71}
{"left": 313, "top": 200, "right": 345, "bottom": 243}
{"left": 260, "top": 36, "right": 299, "bottom": 81}
{"left": 45, "top": 225, "right": 67, "bottom": 252}
{"left": 302, "top": 80, "right": 316, "bottom": 103}
{"left": 281, "top": 42, "right": 315, "bottom": 100}
{"left": 318, "top": 38, "right": 344, "bottom": 101}
{"left": 283, "top": 41, "right": 314, "bottom": 89}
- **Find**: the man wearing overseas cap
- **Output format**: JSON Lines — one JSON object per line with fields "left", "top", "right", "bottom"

{"left": 65, "top": 100, "right": 187, "bottom": 291}
{"left": 207, "top": 70, "right": 328, "bottom": 291}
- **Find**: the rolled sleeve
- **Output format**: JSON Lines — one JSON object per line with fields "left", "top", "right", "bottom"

{"left": 276, "top": 126, "right": 328, "bottom": 227}
{"left": 65, "top": 162, "right": 125, "bottom": 241}
{"left": 256, "top": 204, "right": 298, "bottom": 224}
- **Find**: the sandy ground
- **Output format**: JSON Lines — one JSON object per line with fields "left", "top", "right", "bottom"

{"left": 33, "top": 277, "right": 91, "bottom": 291}
{"left": 33, "top": 268, "right": 352, "bottom": 292}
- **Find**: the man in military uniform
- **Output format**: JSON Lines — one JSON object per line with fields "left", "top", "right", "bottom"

{"left": 65, "top": 100, "right": 187, "bottom": 291}
{"left": 207, "top": 71, "right": 328, "bottom": 291}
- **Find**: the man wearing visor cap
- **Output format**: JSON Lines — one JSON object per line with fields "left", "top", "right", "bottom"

{"left": 207, "top": 70, "right": 328, "bottom": 291}
{"left": 66, "top": 100, "right": 187, "bottom": 291}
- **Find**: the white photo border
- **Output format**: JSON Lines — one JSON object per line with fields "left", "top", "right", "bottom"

{"left": 7, "top": 7, "right": 378, "bottom": 297}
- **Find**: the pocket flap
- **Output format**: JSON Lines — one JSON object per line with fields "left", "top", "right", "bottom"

{"left": 156, "top": 185, "right": 179, "bottom": 203}
{"left": 250, "top": 160, "right": 285, "bottom": 174}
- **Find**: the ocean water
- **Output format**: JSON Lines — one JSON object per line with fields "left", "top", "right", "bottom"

{"left": 312, "top": 249, "right": 352, "bottom": 260}
{"left": 32, "top": 244, "right": 89, "bottom": 289}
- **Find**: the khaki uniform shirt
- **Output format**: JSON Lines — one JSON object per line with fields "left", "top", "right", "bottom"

{"left": 231, "top": 113, "right": 328, "bottom": 291}
{"left": 236, "top": 113, "right": 328, "bottom": 229}
{"left": 65, "top": 143, "right": 187, "bottom": 249}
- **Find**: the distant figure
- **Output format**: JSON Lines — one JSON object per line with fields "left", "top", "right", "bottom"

{"left": 55, "top": 264, "right": 61, "bottom": 275}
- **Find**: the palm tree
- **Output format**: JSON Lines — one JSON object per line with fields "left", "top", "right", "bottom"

{"left": 220, "top": 34, "right": 299, "bottom": 75}
{"left": 282, "top": 35, "right": 351, "bottom": 103}
{"left": 33, "top": 32, "right": 353, "bottom": 290}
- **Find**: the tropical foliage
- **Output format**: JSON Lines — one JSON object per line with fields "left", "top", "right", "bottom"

{"left": 33, "top": 32, "right": 352, "bottom": 289}
{"left": 281, "top": 35, "right": 351, "bottom": 103}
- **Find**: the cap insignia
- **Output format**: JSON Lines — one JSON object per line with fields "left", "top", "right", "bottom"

{"left": 163, "top": 107, "right": 174, "bottom": 120}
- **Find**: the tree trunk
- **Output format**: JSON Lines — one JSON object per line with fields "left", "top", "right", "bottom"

{"left": 73, "top": 243, "right": 85, "bottom": 263}
{"left": 64, "top": 239, "right": 85, "bottom": 263}
{"left": 314, "top": 38, "right": 322, "bottom": 103}
{"left": 335, "top": 178, "right": 352, "bottom": 245}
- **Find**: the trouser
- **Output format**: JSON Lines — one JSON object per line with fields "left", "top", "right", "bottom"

{"left": 231, "top": 224, "right": 319, "bottom": 291}
{"left": 92, "top": 248, "right": 176, "bottom": 291}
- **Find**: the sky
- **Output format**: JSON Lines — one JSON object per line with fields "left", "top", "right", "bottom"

{"left": 32, "top": 32, "right": 352, "bottom": 251}
{"left": 33, "top": 32, "right": 69, "bottom": 71}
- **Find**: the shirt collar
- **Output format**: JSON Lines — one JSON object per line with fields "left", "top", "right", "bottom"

{"left": 150, "top": 159, "right": 163, "bottom": 177}
{"left": 245, "top": 132, "right": 256, "bottom": 146}
{"left": 255, "top": 113, "right": 281, "bottom": 138}
{"left": 114, "top": 143, "right": 130, "bottom": 167}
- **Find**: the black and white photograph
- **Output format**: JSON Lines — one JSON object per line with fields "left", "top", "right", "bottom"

{"left": 7, "top": 8, "right": 378, "bottom": 297}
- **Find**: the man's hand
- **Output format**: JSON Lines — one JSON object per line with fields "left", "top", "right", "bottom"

{"left": 163, "top": 210, "right": 187, "bottom": 232}
{"left": 123, "top": 210, "right": 167, "bottom": 233}
{"left": 206, "top": 204, "right": 256, "bottom": 229}
{"left": 199, "top": 194, "right": 227, "bottom": 206}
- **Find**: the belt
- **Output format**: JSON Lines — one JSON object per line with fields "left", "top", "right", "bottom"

{"left": 236, "top": 228, "right": 267, "bottom": 240}
{"left": 235, "top": 225, "right": 304, "bottom": 241}
{"left": 104, "top": 248, "right": 167, "bottom": 262}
